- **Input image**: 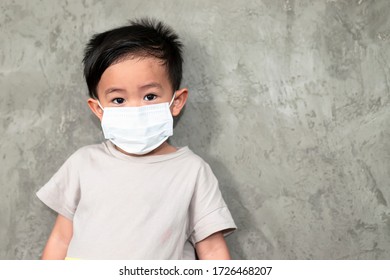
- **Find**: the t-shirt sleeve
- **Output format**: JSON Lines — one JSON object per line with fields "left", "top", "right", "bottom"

{"left": 36, "top": 152, "right": 81, "bottom": 220}
{"left": 188, "top": 162, "right": 236, "bottom": 245}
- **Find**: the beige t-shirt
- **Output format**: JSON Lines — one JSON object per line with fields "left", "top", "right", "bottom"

{"left": 36, "top": 141, "right": 236, "bottom": 259}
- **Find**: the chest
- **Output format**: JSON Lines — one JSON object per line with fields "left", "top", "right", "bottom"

{"left": 76, "top": 162, "right": 197, "bottom": 219}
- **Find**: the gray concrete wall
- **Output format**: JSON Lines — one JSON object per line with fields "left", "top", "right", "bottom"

{"left": 1, "top": 0, "right": 389, "bottom": 259}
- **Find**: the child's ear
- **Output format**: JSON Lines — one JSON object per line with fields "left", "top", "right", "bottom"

{"left": 171, "top": 88, "right": 188, "bottom": 117}
{"left": 87, "top": 98, "right": 104, "bottom": 121}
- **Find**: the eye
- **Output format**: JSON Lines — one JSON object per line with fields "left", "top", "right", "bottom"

{"left": 112, "top": 98, "right": 125, "bottom": 104}
{"left": 144, "top": 94, "right": 157, "bottom": 101}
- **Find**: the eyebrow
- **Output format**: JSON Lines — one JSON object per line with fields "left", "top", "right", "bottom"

{"left": 104, "top": 88, "right": 126, "bottom": 95}
{"left": 104, "top": 82, "right": 163, "bottom": 95}
{"left": 139, "top": 82, "right": 163, "bottom": 90}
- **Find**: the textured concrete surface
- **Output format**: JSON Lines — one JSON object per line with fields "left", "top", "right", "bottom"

{"left": 1, "top": 0, "right": 389, "bottom": 259}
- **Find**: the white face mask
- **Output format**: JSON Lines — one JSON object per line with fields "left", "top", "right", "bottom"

{"left": 98, "top": 94, "right": 175, "bottom": 155}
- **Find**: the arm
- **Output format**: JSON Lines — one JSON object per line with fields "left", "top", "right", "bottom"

{"left": 195, "top": 231, "right": 231, "bottom": 260}
{"left": 41, "top": 214, "right": 73, "bottom": 260}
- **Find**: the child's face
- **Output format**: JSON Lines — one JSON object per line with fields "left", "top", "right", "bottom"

{"left": 98, "top": 57, "right": 174, "bottom": 107}
{"left": 88, "top": 56, "right": 187, "bottom": 121}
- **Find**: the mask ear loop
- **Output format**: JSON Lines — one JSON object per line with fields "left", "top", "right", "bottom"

{"left": 97, "top": 100, "right": 104, "bottom": 111}
{"left": 169, "top": 92, "right": 177, "bottom": 107}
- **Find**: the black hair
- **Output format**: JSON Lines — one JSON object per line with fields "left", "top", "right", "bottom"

{"left": 83, "top": 18, "right": 183, "bottom": 99}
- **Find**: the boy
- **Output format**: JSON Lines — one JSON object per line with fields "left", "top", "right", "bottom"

{"left": 37, "top": 18, "right": 236, "bottom": 260}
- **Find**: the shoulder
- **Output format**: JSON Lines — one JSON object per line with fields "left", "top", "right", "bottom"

{"left": 73, "top": 142, "right": 107, "bottom": 155}
{"left": 176, "top": 147, "right": 207, "bottom": 166}
{"left": 177, "top": 147, "right": 216, "bottom": 177}
{"left": 64, "top": 142, "right": 108, "bottom": 165}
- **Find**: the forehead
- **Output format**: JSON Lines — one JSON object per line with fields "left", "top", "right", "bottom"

{"left": 97, "top": 57, "right": 171, "bottom": 94}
